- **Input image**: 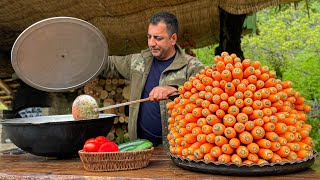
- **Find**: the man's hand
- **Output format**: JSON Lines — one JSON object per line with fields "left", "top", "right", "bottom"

{"left": 149, "top": 86, "right": 178, "bottom": 101}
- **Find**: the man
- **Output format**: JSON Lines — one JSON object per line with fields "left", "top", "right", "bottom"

{"left": 103, "top": 12, "right": 203, "bottom": 146}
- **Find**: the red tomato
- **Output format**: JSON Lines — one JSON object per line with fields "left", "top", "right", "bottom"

{"left": 95, "top": 136, "right": 109, "bottom": 142}
{"left": 98, "top": 142, "right": 119, "bottom": 152}
{"left": 95, "top": 136, "right": 110, "bottom": 146}
{"left": 83, "top": 142, "right": 99, "bottom": 152}
{"left": 84, "top": 138, "right": 96, "bottom": 145}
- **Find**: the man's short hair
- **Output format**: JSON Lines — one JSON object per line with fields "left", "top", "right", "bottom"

{"left": 149, "top": 12, "right": 178, "bottom": 36}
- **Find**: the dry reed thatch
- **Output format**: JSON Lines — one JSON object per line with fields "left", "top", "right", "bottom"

{"left": 0, "top": 0, "right": 298, "bottom": 55}
{"left": 219, "top": 0, "right": 301, "bottom": 15}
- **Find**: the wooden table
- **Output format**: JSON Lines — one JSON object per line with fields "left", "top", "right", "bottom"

{"left": 0, "top": 147, "right": 319, "bottom": 179}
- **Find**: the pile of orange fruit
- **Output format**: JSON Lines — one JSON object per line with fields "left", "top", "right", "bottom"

{"left": 166, "top": 52, "right": 314, "bottom": 165}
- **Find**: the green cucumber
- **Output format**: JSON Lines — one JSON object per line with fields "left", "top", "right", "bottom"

{"left": 118, "top": 139, "right": 149, "bottom": 150}
{"left": 130, "top": 141, "right": 153, "bottom": 151}
{"left": 119, "top": 146, "right": 136, "bottom": 152}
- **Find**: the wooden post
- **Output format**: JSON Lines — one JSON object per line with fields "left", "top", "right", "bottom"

{"left": 215, "top": 7, "right": 246, "bottom": 60}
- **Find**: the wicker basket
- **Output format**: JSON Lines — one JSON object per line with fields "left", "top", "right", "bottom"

{"left": 78, "top": 147, "right": 154, "bottom": 172}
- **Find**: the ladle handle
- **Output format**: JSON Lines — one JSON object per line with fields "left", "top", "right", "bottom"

{"left": 95, "top": 91, "right": 180, "bottom": 112}
{"left": 96, "top": 98, "right": 150, "bottom": 112}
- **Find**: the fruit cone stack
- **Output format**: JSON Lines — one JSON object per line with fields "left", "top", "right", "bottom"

{"left": 166, "top": 52, "right": 314, "bottom": 165}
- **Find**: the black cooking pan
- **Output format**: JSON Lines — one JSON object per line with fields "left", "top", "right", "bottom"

{"left": 1, "top": 114, "right": 116, "bottom": 158}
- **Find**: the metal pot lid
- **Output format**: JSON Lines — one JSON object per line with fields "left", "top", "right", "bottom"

{"left": 11, "top": 17, "right": 108, "bottom": 92}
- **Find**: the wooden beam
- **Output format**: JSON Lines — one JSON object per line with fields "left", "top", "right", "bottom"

{"left": 2, "top": 78, "right": 13, "bottom": 82}
{"left": 215, "top": 7, "right": 246, "bottom": 60}
{"left": 8, "top": 83, "right": 19, "bottom": 89}
{"left": 0, "top": 95, "right": 12, "bottom": 100}
{"left": 0, "top": 78, "right": 13, "bottom": 96}
{"left": 0, "top": 90, "right": 5, "bottom": 95}
{"left": 0, "top": 90, "right": 16, "bottom": 95}
{"left": 4, "top": 100, "right": 11, "bottom": 104}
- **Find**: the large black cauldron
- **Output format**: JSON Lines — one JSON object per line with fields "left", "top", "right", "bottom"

{"left": 1, "top": 114, "right": 116, "bottom": 158}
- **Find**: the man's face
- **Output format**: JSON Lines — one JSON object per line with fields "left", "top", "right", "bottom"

{"left": 148, "top": 22, "right": 176, "bottom": 60}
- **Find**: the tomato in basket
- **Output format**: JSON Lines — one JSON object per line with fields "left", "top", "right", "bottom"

{"left": 98, "top": 142, "right": 119, "bottom": 152}
{"left": 83, "top": 142, "right": 100, "bottom": 152}
{"left": 82, "top": 136, "right": 117, "bottom": 152}
{"left": 84, "top": 138, "right": 96, "bottom": 145}
{"left": 95, "top": 136, "right": 110, "bottom": 146}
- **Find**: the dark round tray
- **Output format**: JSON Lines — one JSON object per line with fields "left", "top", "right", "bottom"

{"left": 169, "top": 152, "right": 318, "bottom": 176}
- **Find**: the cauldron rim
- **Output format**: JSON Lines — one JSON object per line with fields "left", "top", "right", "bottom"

{"left": 0, "top": 114, "right": 117, "bottom": 125}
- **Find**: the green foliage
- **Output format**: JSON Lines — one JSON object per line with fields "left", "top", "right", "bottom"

{"left": 241, "top": 2, "right": 320, "bottom": 80}
{"left": 283, "top": 52, "right": 320, "bottom": 101}
{"left": 192, "top": 45, "right": 218, "bottom": 66}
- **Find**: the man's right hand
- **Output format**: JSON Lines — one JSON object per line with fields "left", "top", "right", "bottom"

{"left": 149, "top": 86, "right": 178, "bottom": 101}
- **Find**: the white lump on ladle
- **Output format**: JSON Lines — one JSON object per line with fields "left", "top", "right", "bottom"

{"left": 72, "top": 94, "right": 99, "bottom": 120}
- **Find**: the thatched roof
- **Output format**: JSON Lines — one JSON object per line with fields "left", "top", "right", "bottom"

{"left": 0, "top": 0, "right": 299, "bottom": 55}
{"left": 219, "top": 0, "right": 300, "bottom": 15}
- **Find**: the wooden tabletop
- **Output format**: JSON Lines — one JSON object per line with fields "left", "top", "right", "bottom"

{"left": 0, "top": 147, "right": 319, "bottom": 180}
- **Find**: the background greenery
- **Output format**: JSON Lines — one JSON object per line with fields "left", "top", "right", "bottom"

{"left": 194, "top": 0, "right": 320, "bottom": 151}
{"left": 0, "top": 103, "right": 6, "bottom": 109}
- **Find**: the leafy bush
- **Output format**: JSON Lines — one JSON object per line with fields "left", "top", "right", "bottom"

{"left": 193, "top": 45, "right": 217, "bottom": 66}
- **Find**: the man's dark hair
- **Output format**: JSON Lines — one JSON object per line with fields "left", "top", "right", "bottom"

{"left": 149, "top": 12, "right": 178, "bottom": 36}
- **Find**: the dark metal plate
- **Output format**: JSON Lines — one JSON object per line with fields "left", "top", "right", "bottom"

{"left": 1, "top": 114, "right": 116, "bottom": 158}
{"left": 169, "top": 152, "right": 318, "bottom": 176}
{"left": 11, "top": 17, "right": 108, "bottom": 92}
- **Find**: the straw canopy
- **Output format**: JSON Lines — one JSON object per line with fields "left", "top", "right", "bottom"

{"left": 219, "top": 0, "right": 300, "bottom": 15}
{"left": 0, "top": 0, "right": 298, "bottom": 55}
